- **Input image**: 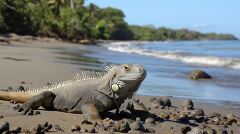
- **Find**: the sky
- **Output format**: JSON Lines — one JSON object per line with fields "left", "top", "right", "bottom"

{"left": 86, "top": 0, "right": 240, "bottom": 37}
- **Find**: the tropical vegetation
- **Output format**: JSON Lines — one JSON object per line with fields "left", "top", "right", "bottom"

{"left": 0, "top": 0, "right": 237, "bottom": 41}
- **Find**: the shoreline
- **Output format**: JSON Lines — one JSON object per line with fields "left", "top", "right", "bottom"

{"left": 0, "top": 38, "right": 239, "bottom": 104}
{"left": 0, "top": 33, "right": 238, "bottom": 46}
{"left": 0, "top": 39, "right": 240, "bottom": 133}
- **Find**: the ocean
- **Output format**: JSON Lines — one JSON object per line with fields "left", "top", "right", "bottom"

{"left": 61, "top": 40, "right": 240, "bottom": 103}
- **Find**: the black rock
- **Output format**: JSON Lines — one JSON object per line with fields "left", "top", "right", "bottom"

{"left": 183, "top": 99, "right": 194, "bottom": 110}
{"left": 181, "top": 126, "right": 191, "bottom": 134}
{"left": 188, "top": 70, "right": 212, "bottom": 80}
{"left": 163, "top": 98, "right": 172, "bottom": 107}
{"left": 0, "top": 121, "right": 10, "bottom": 133}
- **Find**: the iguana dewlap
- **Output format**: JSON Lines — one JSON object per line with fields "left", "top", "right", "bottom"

{"left": 0, "top": 64, "right": 146, "bottom": 123}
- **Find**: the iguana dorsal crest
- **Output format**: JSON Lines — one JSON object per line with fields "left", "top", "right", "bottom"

{"left": 104, "top": 64, "right": 115, "bottom": 72}
{"left": 74, "top": 71, "right": 105, "bottom": 80}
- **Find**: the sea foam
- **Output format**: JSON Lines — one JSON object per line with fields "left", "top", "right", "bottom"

{"left": 103, "top": 42, "right": 240, "bottom": 69}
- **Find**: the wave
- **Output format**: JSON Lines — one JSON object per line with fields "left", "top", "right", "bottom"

{"left": 103, "top": 43, "right": 240, "bottom": 69}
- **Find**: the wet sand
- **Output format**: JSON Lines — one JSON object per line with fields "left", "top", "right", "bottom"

{"left": 0, "top": 39, "right": 240, "bottom": 133}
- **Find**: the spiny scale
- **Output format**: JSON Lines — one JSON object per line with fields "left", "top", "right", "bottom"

{"left": 105, "top": 64, "right": 115, "bottom": 72}
{"left": 17, "top": 67, "right": 115, "bottom": 93}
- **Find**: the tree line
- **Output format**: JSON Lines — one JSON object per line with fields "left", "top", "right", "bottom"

{"left": 0, "top": 0, "right": 237, "bottom": 41}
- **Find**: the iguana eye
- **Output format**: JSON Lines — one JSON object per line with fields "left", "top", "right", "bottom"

{"left": 123, "top": 65, "right": 129, "bottom": 71}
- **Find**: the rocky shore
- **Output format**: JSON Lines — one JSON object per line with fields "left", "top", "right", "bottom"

{"left": 0, "top": 95, "right": 240, "bottom": 133}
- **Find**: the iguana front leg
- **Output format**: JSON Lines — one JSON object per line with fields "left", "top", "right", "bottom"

{"left": 81, "top": 102, "right": 103, "bottom": 126}
{"left": 15, "top": 91, "right": 56, "bottom": 114}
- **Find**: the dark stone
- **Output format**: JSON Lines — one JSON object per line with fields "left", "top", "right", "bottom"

{"left": 181, "top": 126, "right": 191, "bottom": 134}
{"left": 54, "top": 125, "right": 64, "bottom": 132}
{"left": 191, "top": 109, "right": 205, "bottom": 117}
{"left": 10, "top": 127, "right": 22, "bottom": 133}
{"left": 71, "top": 125, "right": 81, "bottom": 132}
{"left": 163, "top": 98, "right": 172, "bottom": 107}
{"left": 188, "top": 70, "right": 212, "bottom": 80}
{"left": 20, "top": 81, "right": 26, "bottom": 84}
{"left": 0, "top": 121, "right": 10, "bottom": 133}
{"left": 183, "top": 99, "right": 194, "bottom": 110}
{"left": 208, "top": 112, "right": 221, "bottom": 118}
{"left": 34, "top": 111, "right": 41, "bottom": 115}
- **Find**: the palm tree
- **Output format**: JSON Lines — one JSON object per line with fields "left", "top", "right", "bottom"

{"left": 48, "top": 0, "right": 66, "bottom": 16}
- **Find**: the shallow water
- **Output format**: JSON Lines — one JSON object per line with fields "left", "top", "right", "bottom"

{"left": 59, "top": 40, "right": 240, "bottom": 103}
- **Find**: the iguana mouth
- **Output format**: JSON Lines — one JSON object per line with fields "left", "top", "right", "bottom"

{"left": 118, "top": 71, "right": 146, "bottom": 81}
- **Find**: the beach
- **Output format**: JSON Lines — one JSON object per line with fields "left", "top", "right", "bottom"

{"left": 0, "top": 39, "right": 240, "bottom": 133}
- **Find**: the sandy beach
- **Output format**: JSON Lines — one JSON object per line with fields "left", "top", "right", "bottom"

{"left": 0, "top": 39, "right": 240, "bottom": 133}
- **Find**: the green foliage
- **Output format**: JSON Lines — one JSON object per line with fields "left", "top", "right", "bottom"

{"left": 0, "top": 0, "right": 237, "bottom": 41}
{"left": 129, "top": 25, "right": 237, "bottom": 41}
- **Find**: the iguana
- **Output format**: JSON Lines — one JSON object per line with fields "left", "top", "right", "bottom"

{"left": 0, "top": 64, "right": 146, "bottom": 124}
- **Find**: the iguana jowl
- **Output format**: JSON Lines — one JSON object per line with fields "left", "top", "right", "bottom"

{"left": 0, "top": 64, "right": 146, "bottom": 123}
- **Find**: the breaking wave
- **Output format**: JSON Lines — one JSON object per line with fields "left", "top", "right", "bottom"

{"left": 103, "top": 42, "right": 240, "bottom": 69}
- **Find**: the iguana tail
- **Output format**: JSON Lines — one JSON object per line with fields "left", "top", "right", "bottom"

{"left": 0, "top": 91, "right": 37, "bottom": 103}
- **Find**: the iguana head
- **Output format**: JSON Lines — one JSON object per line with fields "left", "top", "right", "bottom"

{"left": 100, "top": 64, "right": 146, "bottom": 100}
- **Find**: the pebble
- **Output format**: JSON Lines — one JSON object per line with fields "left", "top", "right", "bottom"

{"left": 187, "top": 127, "right": 203, "bottom": 134}
{"left": 89, "top": 127, "right": 96, "bottom": 133}
{"left": 103, "top": 118, "right": 114, "bottom": 128}
{"left": 226, "top": 113, "right": 235, "bottom": 119}
{"left": 20, "top": 81, "right": 26, "bottom": 84}
{"left": 190, "top": 109, "right": 205, "bottom": 117}
{"left": 198, "top": 122, "right": 207, "bottom": 129}
{"left": 130, "top": 122, "right": 145, "bottom": 131}
{"left": 43, "top": 122, "right": 48, "bottom": 127}
{"left": 146, "top": 128, "right": 155, "bottom": 133}
{"left": 115, "top": 120, "right": 130, "bottom": 133}
{"left": 163, "top": 98, "right": 172, "bottom": 107}
{"left": 169, "top": 113, "right": 179, "bottom": 121}
{"left": 27, "top": 109, "right": 34, "bottom": 115}
{"left": 183, "top": 99, "right": 194, "bottom": 110}
{"left": 80, "top": 128, "right": 88, "bottom": 133}
{"left": 43, "top": 124, "right": 52, "bottom": 132}
{"left": 0, "top": 115, "right": 3, "bottom": 119}
{"left": 136, "top": 117, "right": 141, "bottom": 122}
{"left": 151, "top": 98, "right": 164, "bottom": 108}
{"left": 145, "top": 117, "right": 155, "bottom": 124}
{"left": 34, "top": 111, "right": 41, "bottom": 115}
{"left": 71, "top": 125, "right": 81, "bottom": 132}
{"left": 226, "top": 118, "right": 237, "bottom": 125}
{"left": 179, "top": 112, "right": 189, "bottom": 122}
{"left": 0, "top": 122, "right": 10, "bottom": 133}
{"left": 10, "top": 127, "right": 22, "bottom": 133}
{"left": 206, "top": 128, "right": 217, "bottom": 134}
{"left": 34, "top": 124, "right": 44, "bottom": 133}
{"left": 217, "top": 129, "right": 228, "bottom": 134}
{"left": 54, "top": 125, "right": 64, "bottom": 132}
{"left": 181, "top": 126, "right": 191, "bottom": 134}
{"left": 208, "top": 112, "right": 221, "bottom": 118}
{"left": 213, "top": 117, "right": 221, "bottom": 125}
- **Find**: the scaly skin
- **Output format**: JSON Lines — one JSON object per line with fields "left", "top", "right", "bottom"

{"left": 0, "top": 64, "right": 146, "bottom": 124}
